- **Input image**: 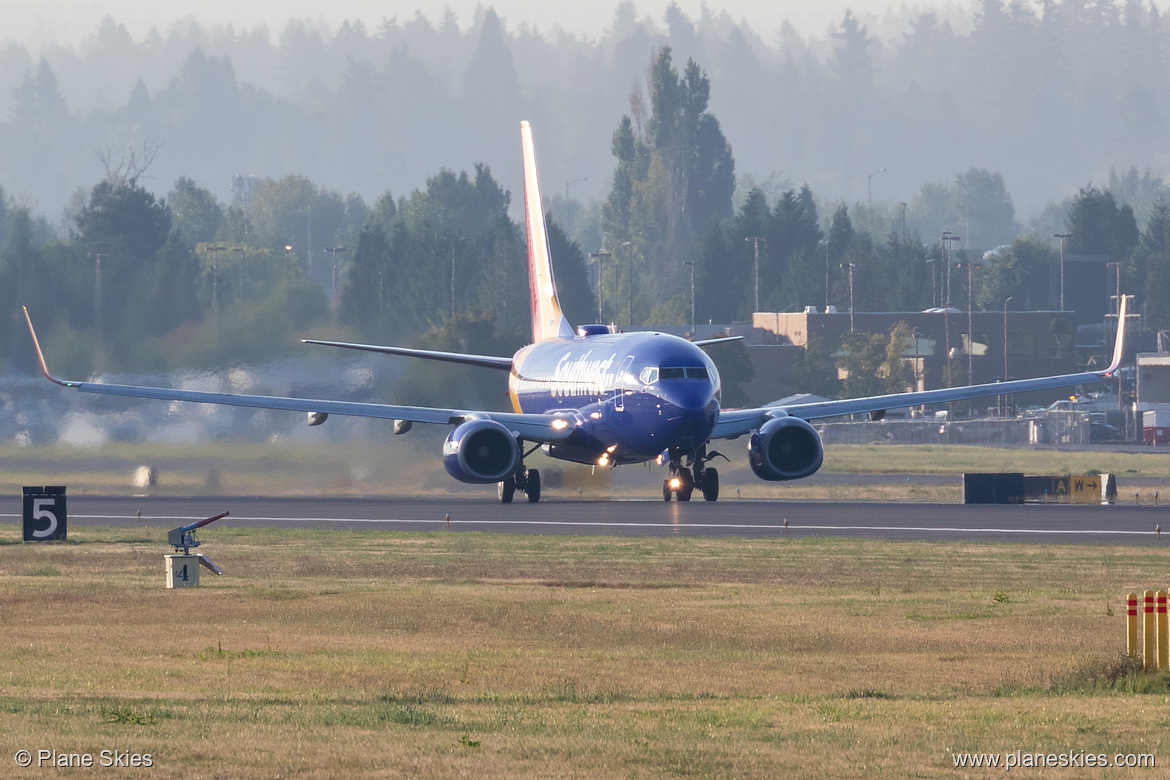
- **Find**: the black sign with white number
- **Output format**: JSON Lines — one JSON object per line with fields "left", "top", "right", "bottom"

{"left": 23, "top": 486, "right": 67, "bottom": 541}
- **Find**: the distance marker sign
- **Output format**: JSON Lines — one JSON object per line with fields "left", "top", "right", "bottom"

{"left": 22, "top": 486, "right": 67, "bottom": 541}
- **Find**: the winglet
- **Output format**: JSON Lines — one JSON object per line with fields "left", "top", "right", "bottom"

{"left": 1101, "top": 293, "right": 1127, "bottom": 377}
{"left": 22, "top": 307, "right": 73, "bottom": 387}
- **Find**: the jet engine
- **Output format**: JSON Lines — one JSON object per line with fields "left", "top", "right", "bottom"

{"left": 442, "top": 419, "right": 521, "bottom": 484}
{"left": 747, "top": 415, "right": 824, "bottom": 481}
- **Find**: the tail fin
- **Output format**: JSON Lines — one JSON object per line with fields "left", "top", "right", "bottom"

{"left": 521, "top": 120, "right": 574, "bottom": 343}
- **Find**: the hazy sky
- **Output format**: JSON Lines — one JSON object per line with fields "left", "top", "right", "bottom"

{"left": 6, "top": 1, "right": 969, "bottom": 47}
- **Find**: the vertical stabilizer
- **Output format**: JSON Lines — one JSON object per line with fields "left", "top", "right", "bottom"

{"left": 522, "top": 121, "right": 574, "bottom": 343}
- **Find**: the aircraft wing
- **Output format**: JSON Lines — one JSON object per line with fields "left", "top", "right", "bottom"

{"left": 712, "top": 296, "right": 1127, "bottom": 439}
{"left": 22, "top": 309, "right": 570, "bottom": 444}
{"left": 301, "top": 339, "right": 514, "bottom": 370}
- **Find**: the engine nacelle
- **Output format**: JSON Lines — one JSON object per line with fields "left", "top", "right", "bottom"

{"left": 442, "top": 419, "right": 521, "bottom": 484}
{"left": 747, "top": 415, "right": 824, "bottom": 481}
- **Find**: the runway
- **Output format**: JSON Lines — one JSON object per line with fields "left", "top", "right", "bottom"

{"left": 13, "top": 495, "right": 1170, "bottom": 546}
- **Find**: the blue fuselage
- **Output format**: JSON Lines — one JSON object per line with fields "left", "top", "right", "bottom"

{"left": 508, "top": 331, "right": 721, "bottom": 466}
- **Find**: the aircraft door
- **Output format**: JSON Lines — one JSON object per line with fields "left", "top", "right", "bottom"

{"left": 613, "top": 355, "right": 635, "bottom": 412}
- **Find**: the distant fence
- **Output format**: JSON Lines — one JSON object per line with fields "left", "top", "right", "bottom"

{"left": 816, "top": 412, "right": 1092, "bottom": 446}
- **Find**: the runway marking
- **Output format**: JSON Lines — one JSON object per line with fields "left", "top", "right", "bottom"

{"left": 18, "top": 513, "right": 1157, "bottom": 536}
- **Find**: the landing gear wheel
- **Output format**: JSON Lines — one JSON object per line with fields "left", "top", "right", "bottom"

{"left": 663, "top": 479, "right": 673, "bottom": 501}
{"left": 701, "top": 468, "right": 719, "bottom": 502}
{"left": 677, "top": 467, "right": 694, "bottom": 502}
{"left": 526, "top": 469, "right": 541, "bottom": 503}
{"left": 497, "top": 476, "right": 516, "bottom": 504}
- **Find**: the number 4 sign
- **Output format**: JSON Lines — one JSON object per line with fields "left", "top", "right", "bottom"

{"left": 22, "top": 486, "right": 67, "bottom": 541}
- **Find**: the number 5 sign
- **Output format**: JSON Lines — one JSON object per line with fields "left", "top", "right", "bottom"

{"left": 22, "top": 486, "right": 67, "bottom": 541}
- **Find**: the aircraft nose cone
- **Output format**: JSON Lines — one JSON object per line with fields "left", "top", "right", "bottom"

{"left": 661, "top": 381, "right": 719, "bottom": 446}
{"left": 666, "top": 381, "right": 717, "bottom": 412}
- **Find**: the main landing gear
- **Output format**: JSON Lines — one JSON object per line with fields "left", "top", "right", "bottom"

{"left": 662, "top": 446, "right": 724, "bottom": 502}
{"left": 498, "top": 445, "right": 542, "bottom": 503}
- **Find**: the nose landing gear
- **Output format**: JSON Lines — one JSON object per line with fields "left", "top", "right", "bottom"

{"left": 663, "top": 446, "right": 725, "bottom": 502}
{"left": 662, "top": 465, "right": 694, "bottom": 502}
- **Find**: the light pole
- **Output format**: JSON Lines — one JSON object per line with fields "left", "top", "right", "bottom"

{"left": 867, "top": 167, "right": 886, "bottom": 230}
{"left": 233, "top": 247, "right": 245, "bottom": 297}
{"left": 86, "top": 252, "right": 107, "bottom": 337}
{"left": 841, "top": 262, "right": 857, "bottom": 331}
{"left": 324, "top": 246, "right": 346, "bottom": 312}
{"left": 449, "top": 237, "right": 465, "bottom": 319}
{"left": 1002, "top": 296, "right": 1012, "bottom": 415}
{"left": 1107, "top": 262, "right": 1123, "bottom": 403}
{"left": 899, "top": 202, "right": 908, "bottom": 244}
{"left": 1106, "top": 261, "right": 1122, "bottom": 317}
{"left": 284, "top": 244, "right": 295, "bottom": 281}
{"left": 820, "top": 238, "right": 830, "bottom": 311}
{"left": 925, "top": 257, "right": 938, "bottom": 309}
{"left": 588, "top": 250, "right": 611, "bottom": 323}
{"left": 746, "top": 236, "right": 766, "bottom": 313}
{"left": 683, "top": 260, "right": 695, "bottom": 337}
{"left": 1053, "top": 233, "right": 1071, "bottom": 311}
{"left": 942, "top": 232, "right": 960, "bottom": 307}
{"left": 205, "top": 245, "right": 227, "bottom": 315}
{"left": 623, "top": 241, "right": 633, "bottom": 326}
{"left": 956, "top": 262, "right": 981, "bottom": 385}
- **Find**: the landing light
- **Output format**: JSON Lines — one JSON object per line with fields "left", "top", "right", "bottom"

{"left": 606, "top": 444, "right": 617, "bottom": 453}
{"left": 551, "top": 418, "right": 569, "bottom": 430}
{"left": 669, "top": 477, "right": 681, "bottom": 489}
{"left": 598, "top": 454, "right": 610, "bottom": 467}
{"left": 589, "top": 412, "right": 602, "bottom": 419}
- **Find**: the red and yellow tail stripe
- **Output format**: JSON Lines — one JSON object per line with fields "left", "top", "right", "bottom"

{"left": 521, "top": 121, "right": 574, "bottom": 344}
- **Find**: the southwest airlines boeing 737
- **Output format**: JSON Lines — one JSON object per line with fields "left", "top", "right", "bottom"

{"left": 24, "top": 121, "right": 1126, "bottom": 502}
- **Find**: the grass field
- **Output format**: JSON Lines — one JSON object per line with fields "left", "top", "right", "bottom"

{"left": 3, "top": 524, "right": 1169, "bottom": 777}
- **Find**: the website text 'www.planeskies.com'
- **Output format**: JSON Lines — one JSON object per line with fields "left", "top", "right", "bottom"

{"left": 952, "top": 750, "right": 1154, "bottom": 770}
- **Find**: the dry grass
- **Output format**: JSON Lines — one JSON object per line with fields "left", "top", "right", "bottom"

{"left": 3, "top": 525, "right": 1170, "bottom": 777}
{"left": 822, "top": 443, "right": 1170, "bottom": 478}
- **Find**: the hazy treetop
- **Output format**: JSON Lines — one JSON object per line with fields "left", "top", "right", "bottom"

{"left": 5, "top": 1, "right": 976, "bottom": 49}
{"left": 3, "top": 0, "right": 1170, "bottom": 228}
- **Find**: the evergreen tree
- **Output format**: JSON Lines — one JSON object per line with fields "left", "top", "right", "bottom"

{"left": 602, "top": 47, "right": 735, "bottom": 315}
{"left": 1134, "top": 204, "right": 1170, "bottom": 330}
{"left": 1066, "top": 186, "right": 1139, "bottom": 260}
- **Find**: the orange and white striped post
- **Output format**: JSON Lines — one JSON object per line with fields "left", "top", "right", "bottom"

{"left": 1158, "top": 590, "right": 1168, "bottom": 671}
{"left": 1144, "top": 590, "right": 1156, "bottom": 670}
{"left": 1127, "top": 592, "right": 1139, "bottom": 658}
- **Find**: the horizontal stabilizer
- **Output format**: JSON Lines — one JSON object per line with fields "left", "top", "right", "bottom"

{"left": 302, "top": 339, "right": 513, "bottom": 370}
{"left": 693, "top": 336, "right": 743, "bottom": 348}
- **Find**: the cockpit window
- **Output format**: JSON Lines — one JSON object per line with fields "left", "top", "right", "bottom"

{"left": 656, "top": 367, "right": 709, "bottom": 380}
{"left": 639, "top": 367, "right": 659, "bottom": 384}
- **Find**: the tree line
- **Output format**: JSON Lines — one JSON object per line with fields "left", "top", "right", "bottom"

{"left": 3, "top": 2, "right": 1170, "bottom": 229}
{"left": 4, "top": 41, "right": 1170, "bottom": 406}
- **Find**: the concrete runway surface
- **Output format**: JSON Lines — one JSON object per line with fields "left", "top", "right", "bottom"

{"left": 12, "top": 495, "right": 1170, "bottom": 546}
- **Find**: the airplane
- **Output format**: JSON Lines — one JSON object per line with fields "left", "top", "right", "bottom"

{"left": 24, "top": 121, "right": 1127, "bottom": 503}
